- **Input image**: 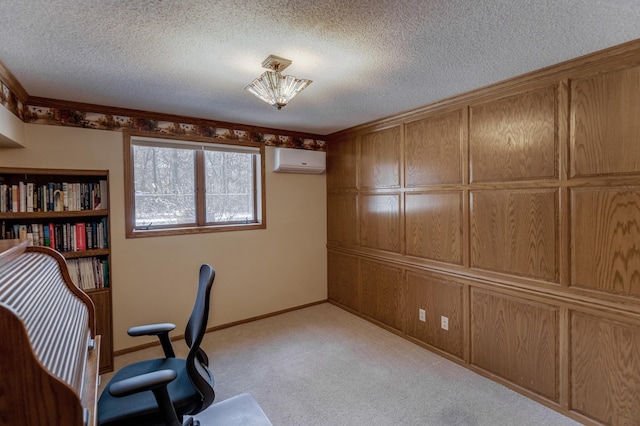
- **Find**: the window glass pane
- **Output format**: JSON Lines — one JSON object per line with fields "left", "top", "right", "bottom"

{"left": 133, "top": 144, "right": 196, "bottom": 227}
{"left": 204, "top": 150, "right": 255, "bottom": 223}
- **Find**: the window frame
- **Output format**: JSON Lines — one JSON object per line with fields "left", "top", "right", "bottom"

{"left": 124, "top": 130, "right": 266, "bottom": 238}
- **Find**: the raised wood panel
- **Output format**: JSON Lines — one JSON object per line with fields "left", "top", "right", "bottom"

{"left": 469, "top": 86, "right": 557, "bottom": 182}
{"left": 571, "top": 65, "right": 640, "bottom": 177}
{"left": 327, "top": 251, "right": 360, "bottom": 311}
{"left": 570, "top": 312, "right": 640, "bottom": 425}
{"left": 405, "top": 191, "right": 463, "bottom": 264}
{"left": 88, "top": 289, "right": 113, "bottom": 372}
{"left": 471, "top": 288, "right": 558, "bottom": 400}
{"left": 360, "top": 126, "right": 401, "bottom": 189}
{"left": 360, "top": 259, "right": 403, "bottom": 330}
{"left": 325, "top": 40, "right": 640, "bottom": 425}
{"left": 405, "top": 110, "right": 463, "bottom": 186}
{"left": 571, "top": 188, "right": 640, "bottom": 296}
{"left": 405, "top": 272, "right": 463, "bottom": 358}
{"left": 470, "top": 189, "right": 558, "bottom": 281}
{"left": 327, "top": 194, "right": 358, "bottom": 245}
{"left": 327, "top": 137, "right": 357, "bottom": 190}
{"left": 360, "top": 194, "right": 401, "bottom": 253}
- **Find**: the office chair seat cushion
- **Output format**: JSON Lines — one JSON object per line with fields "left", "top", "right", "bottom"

{"left": 98, "top": 357, "right": 214, "bottom": 425}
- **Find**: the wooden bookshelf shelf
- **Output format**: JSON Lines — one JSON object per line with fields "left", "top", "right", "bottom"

{"left": 62, "top": 248, "right": 110, "bottom": 259}
{"left": 0, "top": 167, "right": 113, "bottom": 373}
{"left": 0, "top": 209, "right": 109, "bottom": 220}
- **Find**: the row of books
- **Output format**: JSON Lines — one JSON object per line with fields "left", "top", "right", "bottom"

{"left": 0, "top": 180, "right": 108, "bottom": 213}
{"left": 67, "top": 257, "right": 110, "bottom": 290}
{"left": 1, "top": 219, "right": 108, "bottom": 252}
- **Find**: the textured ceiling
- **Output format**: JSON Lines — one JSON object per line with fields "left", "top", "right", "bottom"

{"left": 1, "top": 1, "right": 640, "bottom": 136}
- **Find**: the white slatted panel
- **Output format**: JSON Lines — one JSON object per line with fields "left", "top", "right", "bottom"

{"left": 0, "top": 252, "right": 90, "bottom": 394}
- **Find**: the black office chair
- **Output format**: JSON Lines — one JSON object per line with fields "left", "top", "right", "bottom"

{"left": 98, "top": 264, "right": 216, "bottom": 426}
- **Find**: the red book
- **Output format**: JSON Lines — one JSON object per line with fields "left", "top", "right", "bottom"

{"left": 76, "top": 223, "right": 86, "bottom": 251}
{"left": 49, "top": 223, "right": 55, "bottom": 249}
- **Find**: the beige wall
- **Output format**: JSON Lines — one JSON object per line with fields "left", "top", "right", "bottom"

{"left": 0, "top": 104, "right": 25, "bottom": 147}
{"left": 0, "top": 122, "right": 327, "bottom": 351}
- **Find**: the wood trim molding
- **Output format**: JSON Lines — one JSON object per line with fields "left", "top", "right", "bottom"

{"left": 327, "top": 245, "right": 640, "bottom": 320}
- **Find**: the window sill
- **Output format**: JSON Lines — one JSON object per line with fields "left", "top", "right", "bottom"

{"left": 125, "top": 222, "right": 266, "bottom": 238}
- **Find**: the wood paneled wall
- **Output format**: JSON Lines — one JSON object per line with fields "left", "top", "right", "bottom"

{"left": 326, "top": 39, "right": 640, "bottom": 426}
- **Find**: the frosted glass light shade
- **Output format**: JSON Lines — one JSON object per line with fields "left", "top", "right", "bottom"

{"left": 245, "top": 70, "right": 312, "bottom": 110}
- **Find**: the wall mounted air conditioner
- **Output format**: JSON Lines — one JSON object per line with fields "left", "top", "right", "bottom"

{"left": 273, "top": 147, "right": 326, "bottom": 174}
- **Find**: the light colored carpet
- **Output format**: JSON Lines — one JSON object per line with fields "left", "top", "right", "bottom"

{"left": 101, "top": 303, "right": 582, "bottom": 426}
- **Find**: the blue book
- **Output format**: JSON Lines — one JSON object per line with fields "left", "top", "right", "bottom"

{"left": 43, "top": 225, "right": 50, "bottom": 247}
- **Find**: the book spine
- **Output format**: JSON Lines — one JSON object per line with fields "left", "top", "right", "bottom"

{"left": 77, "top": 223, "right": 86, "bottom": 251}
{"left": 26, "top": 225, "right": 33, "bottom": 245}
{"left": 62, "top": 182, "right": 68, "bottom": 211}
{"left": 94, "top": 258, "right": 101, "bottom": 288}
{"left": 71, "top": 223, "right": 76, "bottom": 251}
{"left": 18, "top": 224, "right": 27, "bottom": 240}
{"left": 31, "top": 223, "right": 39, "bottom": 246}
{"left": 48, "top": 223, "right": 54, "bottom": 249}
{"left": 0, "top": 183, "right": 8, "bottom": 213}
{"left": 19, "top": 182, "right": 25, "bottom": 212}
{"left": 26, "top": 183, "right": 34, "bottom": 212}
{"left": 43, "top": 224, "right": 50, "bottom": 247}
{"left": 99, "top": 179, "right": 108, "bottom": 209}
{"left": 94, "top": 222, "right": 98, "bottom": 249}
{"left": 102, "top": 217, "right": 108, "bottom": 248}
{"left": 55, "top": 224, "right": 60, "bottom": 250}
{"left": 102, "top": 259, "right": 109, "bottom": 288}
{"left": 62, "top": 224, "right": 67, "bottom": 251}
{"left": 0, "top": 184, "right": 5, "bottom": 212}
{"left": 67, "top": 259, "right": 79, "bottom": 288}
{"left": 36, "top": 185, "right": 42, "bottom": 212}
{"left": 84, "top": 183, "right": 89, "bottom": 210}
{"left": 75, "top": 183, "right": 79, "bottom": 211}
{"left": 11, "top": 184, "right": 18, "bottom": 212}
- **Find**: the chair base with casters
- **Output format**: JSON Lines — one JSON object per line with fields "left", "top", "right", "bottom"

{"left": 98, "top": 264, "right": 216, "bottom": 426}
{"left": 195, "top": 393, "right": 272, "bottom": 426}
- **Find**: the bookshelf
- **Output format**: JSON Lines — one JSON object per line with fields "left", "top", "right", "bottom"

{"left": 0, "top": 167, "right": 113, "bottom": 373}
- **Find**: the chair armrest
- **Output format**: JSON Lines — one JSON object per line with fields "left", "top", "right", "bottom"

{"left": 109, "top": 369, "right": 177, "bottom": 397}
{"left": 128, "top": 323, "right": 176, "bottom": 358}
{"left": 128, "top": 323, "right": 176, "bottom": 336}
{"left": 109, "top": 369, "right": 182, "bottom": 426}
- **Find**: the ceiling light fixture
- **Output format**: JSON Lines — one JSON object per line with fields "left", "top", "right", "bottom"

{"left": 245, "top": 55, "right": 312, "bottom": 110}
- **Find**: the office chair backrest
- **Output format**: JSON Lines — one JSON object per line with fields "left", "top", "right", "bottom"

{"left": 184, "top": 264, "right": 216, "bottom": 412}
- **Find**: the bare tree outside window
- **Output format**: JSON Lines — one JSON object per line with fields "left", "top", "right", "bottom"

{"left": 205, "top": 150, "right": 255, "bottom": 223}
{"left": 133, "top": 144, "right": 196, "bottom": 227}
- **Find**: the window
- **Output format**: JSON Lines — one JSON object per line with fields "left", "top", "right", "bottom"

{"left": 124, "top": 132, "right": 265, "bottom": 237}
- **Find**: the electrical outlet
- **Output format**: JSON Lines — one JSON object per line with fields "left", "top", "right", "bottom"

{"left": 419, "top": 309, "right": 426, "bottom": 322}
{"left": 441, "top": 316, "right": 449, "bottom": 330}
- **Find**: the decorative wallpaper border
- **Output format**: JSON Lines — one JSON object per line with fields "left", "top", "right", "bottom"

{"left": 0, "top": 78, "right": 325, "bottom": 151}
{"left": 0, "top": 81, "right": 25, "bottom": 120}
{"left": 24, "top": 106, "right": 326, "bottom": 150}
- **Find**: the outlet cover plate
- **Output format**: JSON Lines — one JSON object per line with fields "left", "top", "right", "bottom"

{"left": 441, "top": 316, "right": 449, "bottom": 330}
